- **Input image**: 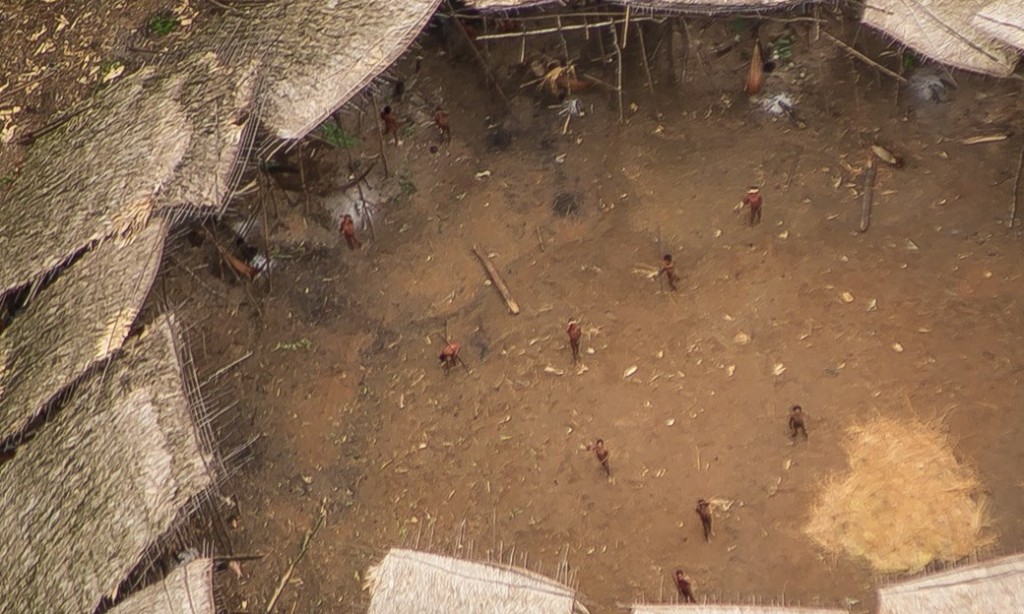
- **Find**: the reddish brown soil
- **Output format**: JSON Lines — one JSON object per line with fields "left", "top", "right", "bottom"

{"left": 187, "top": 22, "right": 1024, "bottom": 614}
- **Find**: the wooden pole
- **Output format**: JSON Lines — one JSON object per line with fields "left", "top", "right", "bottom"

{"left": 446, "top": 0, "right": 512, "bottom": 112}
{"left": 368, "top": 92, "right": 389, "bottom": 178}
{"left": 264, "top": 501, "right": 327, "bottom": 614}
{"left": 858, "top": 160, "right": 876, "bottom": 233}
{"left": 472, "top": 246, "right": 520, "bottom": 315}
{"left": 1009, "top": 142, "right": 1024, "bottom": 229}
{"left": 611, "top": 21, "right": 625, "bottom": 123}
{"left": 556, "top": 17, "right": 570, "bottom": 64}
{"left": 635, "top": 22, "right": 658, "bottom": 116}
{"left": 822, "top": 31, "right": 908, "bottom": 83}
{"left": 621, "top": 4, "right": 631, "bottom": 48}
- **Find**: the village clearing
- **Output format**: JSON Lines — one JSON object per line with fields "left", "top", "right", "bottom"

{"left": 3, "top": 2, "right": 1024, "bottom": 613}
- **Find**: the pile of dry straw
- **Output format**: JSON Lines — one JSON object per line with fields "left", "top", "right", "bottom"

{"left": 806, "top": 416, "right": 992, "bottom": 573}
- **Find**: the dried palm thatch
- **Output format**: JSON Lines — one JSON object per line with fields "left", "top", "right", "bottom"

{"left": 631, "top": 606, "right": 847, "bottom": 613}
{"left": 862, "top": 0, "right": 1019, "bottom": 77}
{"left": 467, "top": 0, "right": 557, "bottom": 8}
{"left": 0, "top": 218, "right": 167, "bottom": 442}
{"left": 211, "top": 0, "right": 439, "bottom": 141}
{"left": 0, "top": 69, "right": 188, "bottom": 295}
{"left": 805, "top": 417, "right": 992, "bottom": 574}
{"left": 153, "top": 51, "right": 260, "bottom": 216}
{"left": 365, "top": 548, "right": 589, "bottom": 614}
{"left": 0, "top": 313, "right": 213, "bottom": 614}
{"left": 107, "top": 558, "right": 214, "bottom": 614}
{"left": 974, "top": 0, "right": 1024, "bottom": 50}
{"left": 877, "top": 553, "right": 1024, "bottom": 613}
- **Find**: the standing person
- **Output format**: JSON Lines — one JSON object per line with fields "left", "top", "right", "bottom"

{"left": 657, "top": 254, "right": 680, "bottom": 292}
{"left": 695, "top": 499, "right": 713, "bottom": 542}
{"left": 789, "top": 404, "right": 808, "bottom": 440}
{"left": 742, "top": 186, "right": 763, "bottom": 226}
{"left": 380, "top": 105, "right": 399, "bottom": 146}
{"left": 566, "top": 319, "right": 582, "bottom": 363}
{"left": 587, "top": 439, "right": 610, "bottom": 477}
{"left": 439, "top": 341, "right": 461, "bottom": 372}
{"left": 674, "top": 569, "right": 696, "bottom": 603}
{"left": 433, "top": 106, "right": 451, "bottom": 143}
{"left": 339, "top": 214, "right": 362, "bottom": 250}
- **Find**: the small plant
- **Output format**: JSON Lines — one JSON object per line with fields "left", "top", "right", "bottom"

{"left": 397, "top": 175, "right": 417, "bottom": 196}
{"left": 0, "top": 175, "right": 13, "bottom": 188}
{"left": 149, "top": 13, "right": 179, "bottom": 36}
{"left": 319, "top": 122, "right": 358, "bottom": 148}
{"left": 901, "top": 52, "right": 920, "bottom": 73}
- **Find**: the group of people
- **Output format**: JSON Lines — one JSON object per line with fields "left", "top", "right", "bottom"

{"left": 426, "top": 182, "right": 777, "bottom": 603}
{"left": 655, "top": 186, "right": 764, "bottom": 293}
{"left": 379, "top": 104, "right": 451, "bottom": 148}
{"left": 345, "top": 100, "right": 774, "bottom": 603}
{"left": 336, "top": 105, "right": 453, "bottom": 250}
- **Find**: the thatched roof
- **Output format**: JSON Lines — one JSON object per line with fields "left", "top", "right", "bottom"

{"left": 0, "top": 218, "right": 167, "bottom": 442}
{"left": 0, "top": 69, "right": 188, "bottom": 295}
{"left": 249, "top": 0, "right": 439, "bottom": 140}
{"left": 877, "top": 554, "right": 1024, "bottom": 613}
{"left": 0, "top": 314, "right": 213, "bottom": 614}
{"left": 974, "top": 0, "right": 1024, "bottom": 50}
{"left": 153, "top": 51, "right": 260, "bottom": 213}
{"left": 0, "top": 53, "right": 256, "bottom": 294}
{"left": 365, "top": 548, "right": 588, "bottom": 614}
{"left": 631, "top": 606, "right": 847, "bottom": 613}
{"left": 107, "top": 558, "right": 215, "bottom": 614}
{"left": 467, "top": 0, "right": 557, "bottom": 8}
{"left": 862, "top": 0, "right": 1020, "bottom": 77}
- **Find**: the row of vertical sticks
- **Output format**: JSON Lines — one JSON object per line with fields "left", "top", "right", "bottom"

{"left": 450, "top": 2, "right": 669, "bottom": 122}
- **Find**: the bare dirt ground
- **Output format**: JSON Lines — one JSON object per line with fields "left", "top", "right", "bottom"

{"left": 6, "top": 4, "right": 1024, "bottom": 613}
{"left": 175, "top": 20, "right": 1024, "bottom": 614}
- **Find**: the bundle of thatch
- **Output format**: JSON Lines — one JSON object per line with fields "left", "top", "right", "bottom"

{"left": 0, "top": 314, "right": 213, "bottom": 613}
{"left": 862, "top": 0, "right": 1019, "bottom": 77}
{"left": 877, "top": 553, "right": 1024, "bottom": 613}
{"left": 631, "top": 606, "right": 847, "bottom": 613}
{"left": 0, "top": 218, "right": 167, "bottom": 441}
{"left": 0, "top": 69, "right": 188, "bottom": 295}
{"left": 107, "top": 558, "right": 215, "bottom": 614}
{"left": 974, "top": 0, "right": 1024, "bottom": 50}
{"left": 805, "top": 417, "right": 992, "bottom": 574}
{"left": 365, "top": 548, "right": 589, "bottom": 614}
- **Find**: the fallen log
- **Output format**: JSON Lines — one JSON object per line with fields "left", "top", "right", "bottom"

{"left": 472, "top": 246, "right": 520, "bottom": 315}
{"left": 859, "top": 160, "right": 877, "bottom": 233}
